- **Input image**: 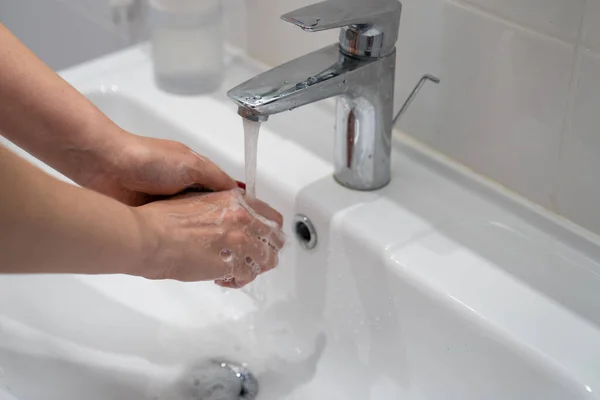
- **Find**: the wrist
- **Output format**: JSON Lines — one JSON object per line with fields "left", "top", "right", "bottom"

{"left": 125, "top": 206, "right": 162, "bottom": 279}
{"left": 65, "top": 121, "right": 131, "bottom": 187}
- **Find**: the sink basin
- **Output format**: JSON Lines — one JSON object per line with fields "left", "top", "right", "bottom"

{"left": 1, "top": 45, "right": 599, "bottom": 399}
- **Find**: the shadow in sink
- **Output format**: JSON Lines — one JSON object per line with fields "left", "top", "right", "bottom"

{"left": 0, "top": 348, "right": 148, "bottom": 400}
{"left": 0, "top": 275, "right": 165, "bottom": 359}
{"left": 89, "top": 92, "right": 202, "bottom": 144}
{"left": 0, "top": 274, "right": 327, "bottom": 400}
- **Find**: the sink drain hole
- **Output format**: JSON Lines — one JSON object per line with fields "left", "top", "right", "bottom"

{"left": 293, "top": 214, "right": 317, "bottom": 250}
{"left": 172, "top": 360, "right": 258, "bottom": 400}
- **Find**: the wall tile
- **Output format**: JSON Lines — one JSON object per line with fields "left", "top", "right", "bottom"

{"left": 393, "top": 0, "right": 444, "bottom": 144}
{"left": 457, "top": 0, "right": 585, "bottom": 43}
{"left": 223, "top": 0, "right": 247, "bottom": 50}
{"left": 434, "top": 2, "right": 573, "bottom": 208}
{"left": 581, "top": 0, "right": 600, "bottom": 52}
{"left": 246, "top": 0, "right": 338, "bottom": 66}
{"left": 555, "top": 50, "right": 600, "bottom": 234}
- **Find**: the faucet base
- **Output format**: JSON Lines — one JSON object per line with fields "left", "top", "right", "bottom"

{"left": 333, "top": 174, "right": 391, "bottom": 191}
{"left": 332, "top": 52, "right": 395, "bottom": 191}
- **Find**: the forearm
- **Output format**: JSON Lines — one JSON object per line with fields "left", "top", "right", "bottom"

{"left": 0, "top": 23, "right": 123, "bottom": 183}
{"left": 0, "top": 145, "right": 144, "bottom": 275}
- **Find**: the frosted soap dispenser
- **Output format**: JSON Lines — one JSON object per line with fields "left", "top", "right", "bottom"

{"left": 149, "top": 0, "right": 224, "bottom": 95}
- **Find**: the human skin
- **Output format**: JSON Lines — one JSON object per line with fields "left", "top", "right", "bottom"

{"left": 0, "top": 23, "right": 284, "bottom": 287}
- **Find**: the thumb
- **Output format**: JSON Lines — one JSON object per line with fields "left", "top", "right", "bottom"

{"left": 188, "top": 151, "right": 237, "bottom": 192}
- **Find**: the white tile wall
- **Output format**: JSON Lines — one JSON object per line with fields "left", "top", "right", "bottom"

{"left": 244, "top": 0, "right": 600, "bottom": 237}
{"left": 436, "top": 2, "right": 573, "bottom": 208}
{"left": 246, "top": 0, "right": 338, "bottom": 66}
{"left": 459, "top": 0, "right": 585, "bottom": 42}
{"left": 582, "top": 0, "right": 600, "bottom": 52}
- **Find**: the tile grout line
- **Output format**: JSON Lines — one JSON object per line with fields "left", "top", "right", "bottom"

{"left": 449, "top": 0, "right": 577, "bottom": 47}
{"left": 550, "top": 0, "right": 588, "bottom": 212}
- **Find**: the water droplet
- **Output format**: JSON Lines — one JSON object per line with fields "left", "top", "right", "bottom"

{"left": 343, "top": 79, "right": 347, "bottom": 84}
{"left": 253, "top": 94, "right": 262, "bottom": 100}
{"left": 295, "top": 82, "right": 308, "bottom": 90}
{"left": 220, "top": 249, "right": 235, "bottom": 264}
{"left": 284, "top": 80, "right": 289, "bottom": 84}
{"left": 307, "top": 76, "right": 318, "bottom": 85}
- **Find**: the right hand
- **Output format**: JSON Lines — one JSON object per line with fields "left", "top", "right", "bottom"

{"left": 132, "top": 189, "right": 285, "bottom": 288}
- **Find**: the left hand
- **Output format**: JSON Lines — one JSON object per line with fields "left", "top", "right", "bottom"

{"left": 76, "top": 130, "right": 238, "bottom": 206}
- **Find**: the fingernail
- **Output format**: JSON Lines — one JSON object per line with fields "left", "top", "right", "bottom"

{"left": 237, "top": 181, "right": 246, "bottom": 190}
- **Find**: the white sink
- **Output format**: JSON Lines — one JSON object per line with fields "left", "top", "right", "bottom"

{"left": 1, "top": 45, "right": 600, "bottom": 399}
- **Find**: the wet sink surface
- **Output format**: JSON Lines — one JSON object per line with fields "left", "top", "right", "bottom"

{"left": 1, "top": 46, "right": 600, "bottom": 399}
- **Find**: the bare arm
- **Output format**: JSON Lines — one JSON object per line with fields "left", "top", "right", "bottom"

{"left": 0, "top": 24, "right": 285, "bottom": 286}
{"left": 0, "top": 23, "right": 119, "bottom": 183}
{"left": 0, "top": 23, "right": 236, "bottom": 206}
{"left": 0, "top": 145, "right": 142, "bottom": 275}
{"left": 0, "top": 145, "right": 284, "bottom": 286}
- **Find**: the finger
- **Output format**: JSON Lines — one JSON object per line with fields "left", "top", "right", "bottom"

{"left": 245, "top": 214, "right": 286, "bottom": 250}
{"left": 188, "top": 151, "right": 237, "bottom": 192}
{"left": 215, "top": 277, "right": 251, "bottom": 289}
{"left": 218, "top": 244, "right": 260, "bottom": 285}
{"left": 245, "top": 237, "right": 278, "bottom": 272}
{"left": 215, "top": 279, "right": 241, "bottom": 289}
{"left": 147, "top": 191, "right": 212, "bottom": 209}
{"left": 258, "top": 252, "right": 280, "bottom": 274}
{"left": 252, "top": 228, "right": 285, "bottom": 254}
{"left": 243, "top": 197, "right": 284, "bottom": 228}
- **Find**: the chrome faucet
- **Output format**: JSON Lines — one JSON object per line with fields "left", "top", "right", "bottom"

{"left": 227, "top": 0, "right": 438, "bottom": 191}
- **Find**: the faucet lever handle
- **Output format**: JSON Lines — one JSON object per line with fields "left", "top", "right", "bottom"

{"left": 281, "top": 0, "right": 402, "bottom": 58}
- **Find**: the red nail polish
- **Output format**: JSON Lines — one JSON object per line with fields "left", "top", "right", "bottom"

{"left": 237, "top": 181, "right": 246, "bottom": 190}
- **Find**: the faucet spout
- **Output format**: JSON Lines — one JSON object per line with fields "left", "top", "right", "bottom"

{"left": 228, "top": 45, "right": 361, "bottom": 119}
{"left": 228, "top": 43, "right": 395, "bottom": 191}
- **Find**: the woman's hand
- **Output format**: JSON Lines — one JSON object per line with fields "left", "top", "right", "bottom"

{"left": 77, "top": 131, "right": 238, "bottom": 206}
{"left": 132, "top": 189, "right": 285, "bottom": 288}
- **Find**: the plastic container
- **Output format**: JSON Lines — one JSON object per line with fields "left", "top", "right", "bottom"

{"left": 149, "top": 0, "right": 224, "bottom": 95}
